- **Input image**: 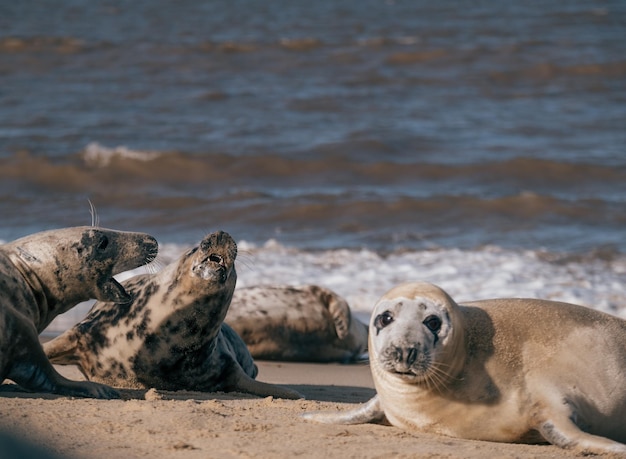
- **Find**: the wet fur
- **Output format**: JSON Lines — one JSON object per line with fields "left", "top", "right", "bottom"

{"left": 0, "top": 226, "right": 158, "bottom": 398}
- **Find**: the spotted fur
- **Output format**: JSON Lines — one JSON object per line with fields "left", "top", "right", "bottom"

{"left": 44, "top": 231, "right": 301, "bottom": 399}
{"left": 0, "top": 226, "right": 158, "bottom": 398}
{"left": 226, "top": 285, "right": 368, "bottom": 362}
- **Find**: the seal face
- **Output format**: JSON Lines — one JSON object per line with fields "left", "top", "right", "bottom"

{"left": 44, "top": 231, "right": 301, "bottom": 399}
{"left": 226, "top": 285, "right": 368, "bottom": 362}
{"left": 0, "top": 226, "right": 158, "bottom": 399}
{"left": 371, "top": 293, "right": 458, "bottom": 384}
{"left": 305, "top": 282, "right": 626, "bottom": 455}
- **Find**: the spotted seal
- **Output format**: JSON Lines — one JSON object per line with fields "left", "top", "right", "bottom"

{"left": 226, "top": 285, "right": 368, "bottom": 362}
{"left": 44, "top": 231, "right": 302, "bottom": 399}
{"left": 0, "top": 226, "right": 158, "bottom": 399}
{"left": 304, "top": 282, "right": 626, "bottom": 455}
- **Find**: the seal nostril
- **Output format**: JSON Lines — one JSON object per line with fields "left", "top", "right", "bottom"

{"left": 406, "top": 347, "right": 418, "bottom": 366}
{"left": 394, "top": 347, "right": 403, "bottom": 363}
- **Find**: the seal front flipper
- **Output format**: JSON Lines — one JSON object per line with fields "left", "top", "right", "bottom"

{"left": 302, "top": 395, "right": 385, "bottom": 424}
{"left": 8, "top": 329, "right": 119, "bottom": 399}
{"left": 43, "top": 329, "right": 82, "bottom": 366}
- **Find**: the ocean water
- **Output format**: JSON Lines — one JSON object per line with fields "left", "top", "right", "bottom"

{"left": 1, "top": 1, "right": 625, "bottom": 331}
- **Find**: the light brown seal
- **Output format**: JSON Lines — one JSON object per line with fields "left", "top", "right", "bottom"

{"left": 304, "top": 282, "right": 626, "bottom": 455}
{"left": 44, "top": 231, "right": 301, "bottom": 399}
{"left": 0, "top": 226, "right": 158, "bottom": 398}
{"left": 226, "top": 285, "right": 368, "bottom": 362}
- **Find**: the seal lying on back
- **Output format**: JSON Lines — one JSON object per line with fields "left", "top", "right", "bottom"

{"left": 226, "top": 285, "right": 368, "bottom": 362}
{"left": 44, "top": 231, "right": 301, "bottom": 399}
{"left": 0, "top": 226, "right": 158, "bottom": 399}
{"left": 305, "top": 282, "right": 626, "bottom": 455}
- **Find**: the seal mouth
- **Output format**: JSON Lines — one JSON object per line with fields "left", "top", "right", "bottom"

{"left": 379, "top": 345, "right": 435, "bottom": 383}
{"left": 193, "top": 252, "right": 232, "bottom": 283}
{"left": 209, "top": 254, "right": 224, "bottom": 266}
{"left": 388, "top": 367, "right": 423, "bottom": 379}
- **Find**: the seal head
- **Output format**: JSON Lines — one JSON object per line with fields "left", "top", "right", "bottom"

{"left": 0, "top": 226, "right": 158, "bottom": 399}
{"left": 371, "top": 282, "right": 465, "bottom": 387}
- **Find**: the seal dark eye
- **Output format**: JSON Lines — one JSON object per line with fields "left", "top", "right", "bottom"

{"left": 374, "top": 311, "right": 394, "bottom": 332}
{"left": 423, "top": 315, "right": 442, "bottom": 333}
{"left": 97, "top": 236, "right": 109, "bottom": 251}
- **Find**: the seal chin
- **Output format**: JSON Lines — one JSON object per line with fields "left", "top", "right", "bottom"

{"left": 96, "top": 277, "right": 132, "bottom": 303}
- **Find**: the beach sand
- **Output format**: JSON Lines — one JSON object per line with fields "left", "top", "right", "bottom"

{"left": 0, "top": 361, "right": 604, "bottom": 459}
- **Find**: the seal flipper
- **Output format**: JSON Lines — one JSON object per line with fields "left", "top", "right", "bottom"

{"left": 302, "top": 395, "right": 386, "bottom": 424}
{"left": 43, "top": 329, "right": 82, "bottom": 365}
{"left": 8, "top": 329, "right": 119, "bottom": 399}
{"left": 537, "top": 416, "right": 626, "bottom": 455}
{"left": 222, "top": 366, "right": 304, "bottom": 400}
{"left": 318, "top": 287, "right": 351, "bottom": 340}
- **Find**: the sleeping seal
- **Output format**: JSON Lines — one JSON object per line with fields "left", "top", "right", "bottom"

{"left": 44, "top": 231, "right": 301, "bottom": 399}
{"left": 0, "top": 226, "right": 158, "bottom": 398}
{"left": 226, "top": 285, "right": 368, "bottom": 362}
{"left": 305, "top": 282, "right": 626, "bottom": 455}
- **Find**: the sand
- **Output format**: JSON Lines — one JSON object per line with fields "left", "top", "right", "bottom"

{"left": 0, "top": 361, "right": 608, "bottom": 459}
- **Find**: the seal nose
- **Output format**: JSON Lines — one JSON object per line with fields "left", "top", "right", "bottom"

{"left": 393, "top": 346, "right": 419, "bottom": 366}
{"left": 406, "top": 347, "right": 418, "bottom": 366}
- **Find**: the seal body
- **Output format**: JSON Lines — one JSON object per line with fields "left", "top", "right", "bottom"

{"left": 226, "top": 285, "right": 368, "bottom": 362}
{"left": 44, "top": 231, "right": 301, "bottom": 399}
{"left": 0, "top": 226, "right": 158, "bottom": 398}
{"left": 305, "top": 282, "right": 626, "bottom": 455}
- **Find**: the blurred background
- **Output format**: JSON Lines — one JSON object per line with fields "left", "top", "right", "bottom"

{"left": 1, "top": 1, "right": 625, "bottom": 326}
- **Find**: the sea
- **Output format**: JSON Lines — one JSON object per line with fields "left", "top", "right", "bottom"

{"left": 1, "top": 1, "right": 625, "bottom": 333}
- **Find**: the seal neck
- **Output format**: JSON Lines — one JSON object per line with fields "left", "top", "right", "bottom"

{"left": 7, "top": 250, "right": 52, "bottom": 331}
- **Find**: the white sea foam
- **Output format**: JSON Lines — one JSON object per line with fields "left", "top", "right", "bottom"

{"left": 44, "top": 240, "right": 626, "bottom": 334}
{"left": 82, "top": 142, "right": 161, "bottom": 167}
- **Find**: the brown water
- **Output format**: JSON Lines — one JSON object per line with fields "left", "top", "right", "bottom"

{"left": 1, "top": 1, "right": 625, "bottom": 253}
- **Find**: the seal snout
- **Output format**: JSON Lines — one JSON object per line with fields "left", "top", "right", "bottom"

{"left": 144, "top": 235, "right": 159, "bottom": 262}
{"left": 390, "top": 344, "right": 421, "bottom": 368}
{"left": 379, "top": 339, "right": 433, "bottom": 379}
{"left": 193, "top": 231, "right": 237, "bottom": 283}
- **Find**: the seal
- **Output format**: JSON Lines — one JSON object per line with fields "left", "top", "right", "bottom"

{"left": 44, "top": 231, "right": 302, "bottom": 399}
{"left": 226, "top": 285, "right": 368, "bottom": 362}
{"left": 0, "top": 226, "right": 158, "bottom": 399}
{"left": 304, "top": 282, "right": 626, "bottom": 455}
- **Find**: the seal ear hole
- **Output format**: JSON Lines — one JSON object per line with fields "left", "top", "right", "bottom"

{"left": 423, "top": 315, "right": 442, "bottom": 333}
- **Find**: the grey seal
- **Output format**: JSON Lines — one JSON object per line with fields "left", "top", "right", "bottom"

{"left": 44, "top": 231, "right": 301, "bottom": 399}
{"left": 305, "top": 282, "right": 626, "bottom": 455}
{"left": 226, "top": 285, "right": 368, "bottom": 362}
{"left": 0, "top": 226, "right": 158, "bottom": 398}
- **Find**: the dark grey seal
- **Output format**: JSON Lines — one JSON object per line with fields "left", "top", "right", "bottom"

{"left": 0, "top": 226, "right": 158, "bottom": 398}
